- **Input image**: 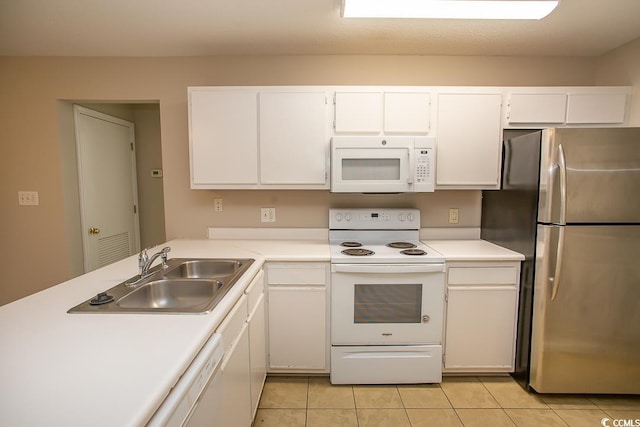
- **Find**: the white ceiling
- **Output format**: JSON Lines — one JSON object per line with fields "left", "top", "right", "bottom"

{"left": 1, "top": 0, "right": 639, "bottom": 57}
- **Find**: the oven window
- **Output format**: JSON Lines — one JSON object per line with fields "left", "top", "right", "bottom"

{"left": 354, "top": 284, "right": 421, "bottom": 323}
{"left": 342, "top": 159, "right": 400, "bottom": 181}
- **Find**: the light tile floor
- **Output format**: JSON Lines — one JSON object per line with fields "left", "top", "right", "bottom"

{"left": 254, "top": 375, "right": 640, "bottom": 426}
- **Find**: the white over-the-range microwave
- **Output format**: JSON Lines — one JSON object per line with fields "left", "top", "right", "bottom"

{"left": 330, "top": 136, "right": 436, "bottom": 193}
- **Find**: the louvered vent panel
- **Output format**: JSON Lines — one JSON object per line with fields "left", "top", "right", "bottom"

{"left": 98, "top": 232, "right": 130, "bottom": 267}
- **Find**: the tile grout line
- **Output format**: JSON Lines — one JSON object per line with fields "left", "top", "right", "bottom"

{"left": 439, "top": 379, "right": 466, "bottom": 426}
{"left": 304, "top": 377, "right": 310, "bottom": 427}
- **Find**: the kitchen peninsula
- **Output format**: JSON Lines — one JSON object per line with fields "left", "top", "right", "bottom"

{"left": 0, "top": 236, "right": 521, "bottom": 426}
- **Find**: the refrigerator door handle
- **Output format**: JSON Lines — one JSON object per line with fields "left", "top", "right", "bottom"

{"left": 557, "top": 144, "right": 567, "bottom": 225}
{"left": 550, "top": 226, "right": 565, "bottom": 301}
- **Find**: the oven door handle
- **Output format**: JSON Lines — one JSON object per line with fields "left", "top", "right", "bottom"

{"left": 331, "top": 264, "right": 445, "bottom": 274}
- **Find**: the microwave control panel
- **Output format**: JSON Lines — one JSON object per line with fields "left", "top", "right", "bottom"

{"left": 414, "top": 148, "right": 434, "bottom": 191}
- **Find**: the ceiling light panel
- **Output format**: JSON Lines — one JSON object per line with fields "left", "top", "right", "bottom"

{"left": 342, "top": 0, "right": 560, "bottom": 20}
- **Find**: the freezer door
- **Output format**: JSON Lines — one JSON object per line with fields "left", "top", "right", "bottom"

{"left": 530, "top": 224, "right": 640, "bottom": 393}
{"left": 538, "top": 127, "right": 640, "bottom": 224}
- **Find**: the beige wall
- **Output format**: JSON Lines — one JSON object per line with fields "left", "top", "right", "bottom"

{"left": 595, "top": 37, "right": 640, "bottom": 125}
{"left": 1, "top": 52, "right": 636, "bottom": 306}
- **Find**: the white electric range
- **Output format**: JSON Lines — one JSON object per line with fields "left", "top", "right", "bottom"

{"left": 329, "top": 208, "right": 445, "bottom": 385}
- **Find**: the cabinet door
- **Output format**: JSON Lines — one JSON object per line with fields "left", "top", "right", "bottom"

{"left": 566, "top": 93, "right": 627, "bottom": 124}
{"left": 268, "top": 286, "right": 326, "bottom": 370}
{"left": 248, "top": 293, "right": 267, "bottom": 418}
{"left": 220, "top": 324, "right": 251, "bottom": 427}
{"left": 507, "top": 93, "right": 567, "bottom": 124}
{"left": 436, "top": 93, "right": 502, "bottom": 188}
{"left": 334, "top": 92, "right": 383, "bottom": 133}
{"left": 384, "top": 92, "right": 431, "bottom": 133}
{"left": 259, "top": 92, "right": 328, "bottom": 185}
{"left": 445, "top": 286, "right": 517, "bottom": 370}
{"left": 189, "top": 90, "right": 258, "bottom": 186}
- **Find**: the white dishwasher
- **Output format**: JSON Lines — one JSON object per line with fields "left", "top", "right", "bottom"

{"left": 147, "top": 332, "right": 224, "bottom": 427}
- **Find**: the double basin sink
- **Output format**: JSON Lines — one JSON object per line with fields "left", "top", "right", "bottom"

{"left": 68, "top": 258, "right": 254, "bottom": 314}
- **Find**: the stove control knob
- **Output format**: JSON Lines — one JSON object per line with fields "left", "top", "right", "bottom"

{"left": 407, "top": 213, "right": 415, "bottom": 222}
{"left": 422, "top": 315, "right": 430, "bottom": 323}
{"left": 335, "top": 213, "right": 343, "bottom": 222}
{"left": 398, "top": 214, "right": 405, "bottom": 221}
{"left": 345, "top": 214, "right": 352, "bottom": 221}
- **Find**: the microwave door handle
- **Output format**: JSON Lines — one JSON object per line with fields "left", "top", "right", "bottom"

{"left": 407, "top": 149, "right": 414, "bottom": 184}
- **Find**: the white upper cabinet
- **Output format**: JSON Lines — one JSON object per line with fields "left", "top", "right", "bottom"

{"left": 504, "top": 88, "right": 630, "bottom": 127}
{"left": 334, "top": 90, "right": 431, "bottom": 134}
{"left": 259, "top": 92, "right": 328, "bottom": 185}
{"left": 188, "top": 87, "right": 329, "bottom": 189}
{"left": 507, "top": 93, "right": 567, "bottom": 124}
{"left": 566, "top": 93, "right": 627, "bottom": 124}
{"left": 189, "top": 89, "right": 259, "bottom": 186}
{"left": 334, "top": 92, "right": 383, "bottom": 133}
{"left": 189, "top": 85, "right": 630, "bottom": 191}
{"left": 436, "top": 93, "right": 503, "bottom": 189}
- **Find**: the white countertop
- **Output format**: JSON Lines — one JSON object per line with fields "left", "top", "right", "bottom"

{"left": 0, "top": 239, "right": 266, "bottom": 427}
{"left": 425, "top": 239, "right": 525, "bottom": 261}
{"left": 0, "top": 236, "right": 518, "bottom": 426}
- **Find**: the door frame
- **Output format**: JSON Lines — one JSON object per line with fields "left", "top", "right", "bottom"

{"left": 73, "top": 105, "right": 141, "bottom": 272}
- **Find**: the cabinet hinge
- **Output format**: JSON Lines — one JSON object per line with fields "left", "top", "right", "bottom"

{"left": 445, "top": 290, "right": 448, "bottom": 302}
{"left": 130, "top": 142, "right": 134, "bottom": 151}
{"left": 442, "top": 354, "right": 446, "bottom": 365}
{"left": 133, "top": 205, "right": 137, "bottom": 214}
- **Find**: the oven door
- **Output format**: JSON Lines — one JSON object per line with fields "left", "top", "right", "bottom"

{"left": 331, "top": 147, "right": 413, "bottom": 193}
{"left": 331, "top": 263, "right": 445, "bottom": 345}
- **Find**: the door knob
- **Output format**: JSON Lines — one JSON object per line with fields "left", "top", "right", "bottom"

{"left": 89, "top": 227, "right": 101, "bottom": 235}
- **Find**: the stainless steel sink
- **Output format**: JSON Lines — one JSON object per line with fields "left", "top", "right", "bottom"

{"left": 116, "top": 279, "right": 224, "bottom": 309}
{"left": 164, "top": 259, "right": 245, "bottom": 279}
{"left": 68, "top": 258, "right": 255, "bottom": 314}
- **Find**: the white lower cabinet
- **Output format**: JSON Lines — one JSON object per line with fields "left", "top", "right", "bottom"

{"left": 219, "top": 324, "right": 251, "bottom": 427}
{"left": 443, "top": 262, "right": 521, "bottom": 373}
{"left": 248, "top": 293, "right": 266, "bottom": 418}
{"left": 211, "top": 269, "right": 266, "bottom": 426}
{"left": 266, "top": 263, "right": 329, "bottom": 372}
{"left": 216, "top": 295, "right": 251, "bottom": 427}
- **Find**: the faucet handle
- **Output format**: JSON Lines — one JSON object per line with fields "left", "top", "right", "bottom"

{"left": 160, "top": 246, "right": 171, "bottom": 268}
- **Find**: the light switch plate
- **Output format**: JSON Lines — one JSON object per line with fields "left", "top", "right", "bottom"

{"left": 18, "top": 191, "right": 39, "bottom": 206}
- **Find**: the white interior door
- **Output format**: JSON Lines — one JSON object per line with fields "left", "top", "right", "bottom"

{"left": 74, "top": 106, "right": 140, "bottom": 272}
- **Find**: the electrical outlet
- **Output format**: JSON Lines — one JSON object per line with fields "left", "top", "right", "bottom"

{"left": 448, "top": 208, "right": 459, "bottom": 224}
{"left": 261, "top": 207, "right": 276, "bottom": 223}
{"left": 214, "top": 198, "right": 223, "bottom": 212}
{"left": 18, "top": 191, "right": 39, "bottom": 206}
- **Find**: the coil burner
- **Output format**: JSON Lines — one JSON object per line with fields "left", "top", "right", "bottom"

{"left": 387, "top": 242, "right": 417, "bottom": 249}
{"left": 341, "top": 241, "right": 363, "bottom": 247}
{"left": 341, "top": 248, "right": 375, "bottom": 256}
{"left": 400, "top": 249, "right": 427, "bottom": 256}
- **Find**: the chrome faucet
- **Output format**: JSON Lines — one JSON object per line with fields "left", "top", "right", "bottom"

{"left": 139, "top": 246, "right": 171, "bottom": 278}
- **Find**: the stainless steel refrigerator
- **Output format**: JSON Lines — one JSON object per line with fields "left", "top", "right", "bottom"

{"left": 481, "top": 127, "right": 640, "bottom": 394}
